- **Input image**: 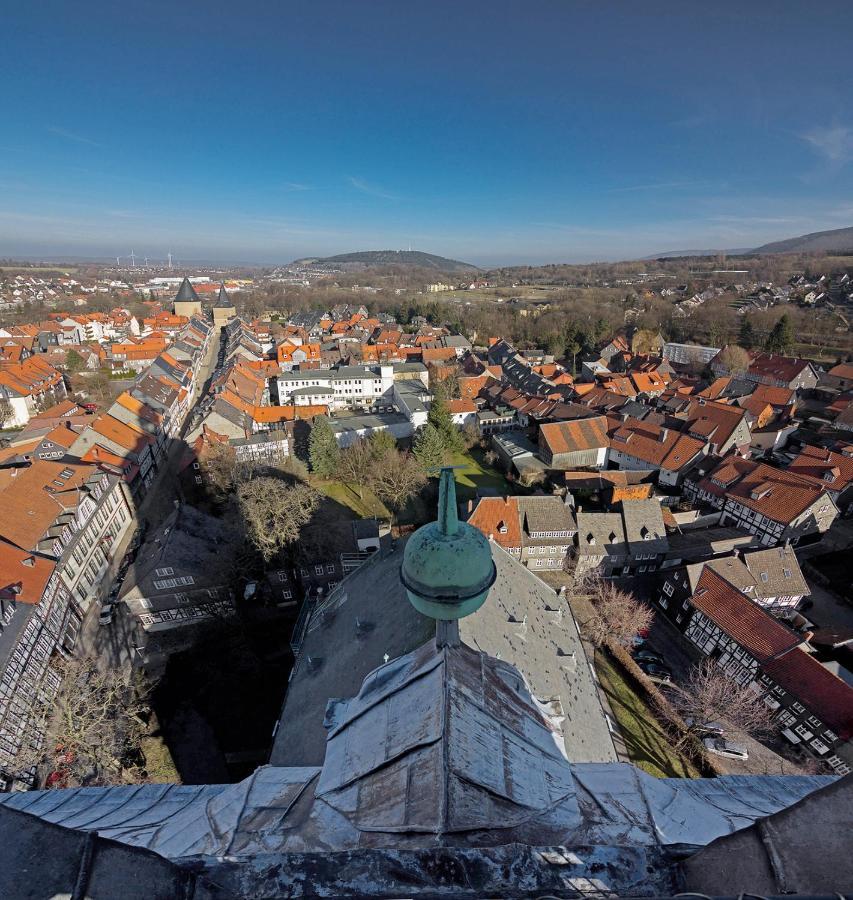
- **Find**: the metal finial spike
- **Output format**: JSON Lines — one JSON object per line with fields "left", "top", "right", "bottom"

{"left": 437, "top": 467, "right": 458, "bottom": 536}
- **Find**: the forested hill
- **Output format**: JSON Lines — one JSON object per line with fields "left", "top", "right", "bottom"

{"left": 298, "top": 250, "right": 479, "bottom": 271}
{"left": 751, "top": 226, "right": 853, "bottom": 255}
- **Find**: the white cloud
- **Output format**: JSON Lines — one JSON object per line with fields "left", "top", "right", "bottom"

{"left": 47, "top": 126, "right": 101, "bottom": 147}
{"left": 801, "top": 125, "right": 853, "bottom": 164}
{"left": 347, "top": 176, "right": 400, "bottom": 201}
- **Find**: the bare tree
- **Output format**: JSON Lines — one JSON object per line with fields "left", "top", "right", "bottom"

{"left": 201, "top": 439, "right": 241, "bottom": 501}
{"left": 368, "top": 449, "right": 426, "bottom": 520}
{"left": 714, "top": 344, "right": 751, "bottom": 375}
{"left": 668, "top": 661, "right": 774, "bottom": 749}
{"left": 11, "top": 657, "right": 151, "bottom": 788}
{"left": 582, "top": 579, "right": 654, "bottom": 649}
{"left": 338, "top": 438, "right": 374, "bottom": 499}
{"left": 0, "top": 397, "right": 14, "bottom": 428}
{"left": 236, "top": 475, "right": 320, "bottom": 562}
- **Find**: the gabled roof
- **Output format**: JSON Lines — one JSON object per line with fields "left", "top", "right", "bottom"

{"left": 723, "top": 461, "right": 834, "bottom": 524}
{"left": 763, "top": 649, "right": 853, "bottom": 738}
{"left": 0, "top": 538, "right": 55, "bottom": 603}
{"left": 690, "top": 568, "right": 800, "bottom": 663}
{"left": 468, "top": 497, "right": 523, "bottom": 549}
{"left": 609, "top": 418, "right": 705, "bottom": 471}
{"left": 539, "top": 416, "right": 609, "bottom": 457}
{"left": 788, "top": 444, "right": 853, "bottom": 493}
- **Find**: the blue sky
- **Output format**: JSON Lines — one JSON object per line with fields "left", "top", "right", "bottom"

{"left": 2, "top": 0, "right": 853, "bottom": 266}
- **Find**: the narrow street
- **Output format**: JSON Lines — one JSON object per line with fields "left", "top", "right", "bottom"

{"left": 74, "top": 325, "right": 225, "bottom": 675}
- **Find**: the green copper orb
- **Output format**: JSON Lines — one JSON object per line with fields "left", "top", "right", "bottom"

{"left": 400, "top": 467, "right": 496, "bottom": 620}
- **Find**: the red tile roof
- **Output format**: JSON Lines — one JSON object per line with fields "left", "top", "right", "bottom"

{"left": 540, "top": 416, "right": 609, "bottom": 456}
{"left": 468, "top": 497, "right": 522, "bottom": 549}
{"left": 610, "top": 418, "right": 705, "bottom": 471}
{"left": 763, "top": 648, "right": 853, "bottom": 738}
{"left": 691, "top": 568, "right": 801, "bottom": 662}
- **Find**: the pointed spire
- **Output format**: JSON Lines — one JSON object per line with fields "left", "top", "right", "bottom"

{"left": 214, "top": 282, "right": 232, "bottom": 308}
{"left": 175, "top": 277, "right": 199, "bottom": 303}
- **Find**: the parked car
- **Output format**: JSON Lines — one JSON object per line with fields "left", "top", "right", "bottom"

{"left": 98, "top": 604, "right": 113, "bottom": 626}
{"left": 685, "top": 719, "right": 725, "bottom": 736}
{"left": 634, "top": 650, "right": 665, "bottom": 665}
{"left": 639, "top": 661, "right": 672, "bottom": 683}
{"left": 703, "top": 737, "right": 748, "bottom": 760}
{"left": 81, "top": 402, "right": 98, "bottom": 412}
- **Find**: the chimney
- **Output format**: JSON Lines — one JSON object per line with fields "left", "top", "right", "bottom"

{"left": 659, "top": 427, "right": 669, "bottom": 442}
{"left": 802, "top": 630, "right": 814, "bottom": 644}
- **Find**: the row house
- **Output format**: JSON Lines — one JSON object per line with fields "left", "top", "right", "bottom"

{"left": 70, "top": 414, "right": 157, "bottom": 494}
{"left": 657, "top": 544, "right": 809, "bottom": 626}
{"left": 665, "top": 567, "right": 852, "bottom": 775}
{"left": 787, "top": 443, "right": 853, "bottom": 512}
{"left": 0, "top": 460, "right": 134, "bottom": 784}
{"left": 607, "top": 418, "right": 707, "bottom": 487}
{"left": 467, "top": 495, "right": 577, "bottom": 571}
{"left": 742, "top": 353, "right": 820, "bottom": 391}
{"left": 0, "top": 357, "right": 68, "bottom": 427}
{"left": 662, "top": 395, "right": 752, "bottom": 457}
{"left": 120, "top": 506, "right": 236, "bottom": 634}
{"left": 688, "top": 457, "right": 838, "bottom": 546}
{"left": 574, "top": 499, "right": 668, "bottom": 578}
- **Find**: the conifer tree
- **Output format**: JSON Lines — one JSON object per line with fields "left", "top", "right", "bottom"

{"left": 308, "top": 415, "right": 340, "bottom": 477}
{"left": 765, "top": 314, "right": 794, "bottom": 355}
{"left": 738, "top": 316, "right": 756, "bottom": 350}
{"left": 413, "top": 424, "right": 447, "bottom": 472}
{"left": 427, "top": 387, "right": 464, "bottom": 454}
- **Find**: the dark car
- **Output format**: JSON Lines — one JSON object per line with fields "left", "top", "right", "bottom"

{"left": 639, "top": 661, "right": 673, "bottom": 683}
{"left": 634, "top": 650, "right": 665, "bottom": 665}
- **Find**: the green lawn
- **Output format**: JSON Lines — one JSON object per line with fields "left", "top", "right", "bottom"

{"left": 446, "top": 448, "right": 513, "bottom": 499}
{"left": 595, "top": 651, "right": 699, "bottom": 779}
{"left": 312, "top": 448, "right": 512, "bottom": 527}
{"left": 314, "top": 479, "right": 391, "bottom": 520}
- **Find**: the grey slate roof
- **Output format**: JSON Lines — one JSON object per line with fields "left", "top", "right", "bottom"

{"left": 576, "top": 511, "right": 627, "bottom": 556}
{"left": 174, "top": 277, "right": 200, "bottom": 303}
{"left": 271, "top": 539, "right": 616, "bottom": 768}
{"left": 213, "top": 283, "right": 234, "bottom": 308}
{"left": 516, "top": 495, "right": 577, "bottom": 536}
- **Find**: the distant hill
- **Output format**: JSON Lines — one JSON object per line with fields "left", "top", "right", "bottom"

{"left": 751, "top": 226, "right": 853, "bottom": 255}
{"left": 649, "top": 248, "right": 753, "bottom": 259}
{"left": 652, "top": 225, "right": 853, "bottom": 259}
{"left": 297, "top": 250, "right": 479, "bottom": 272}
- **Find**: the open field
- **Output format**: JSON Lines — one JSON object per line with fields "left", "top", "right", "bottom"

{"left": 595, "top": 651, "right": 699, "bottom": 779}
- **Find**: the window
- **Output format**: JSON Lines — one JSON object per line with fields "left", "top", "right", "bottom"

{"left": 663, "top": 582, "right": 674, "bottom": 597}
{"left": 811, "top": 738, "right": 829, "bottom": 754}
{"left": 326, "top": 564, "right": 335, "bottom": 574}
{"left": 278, "top": 572, "right": 288, "bottom": 582}
{"left": 792, "top": 702, "right": 805, "bottom": 713}
{"left": 155, "top": 567, "right": 174, "bottom": 577}
{"left": 315, "top": 565, "right": 324, "bottom": 576}
{"left": 794, "top": 724, "right": 813, "bottom": 740}
{"left": 659, "top": 596, "right": 668, "bottom": 609}
{"left": 282, "top": 590, "right": 292, "bottom": 600}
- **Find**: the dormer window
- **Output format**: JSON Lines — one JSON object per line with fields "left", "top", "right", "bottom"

{"left": 587, "top": 534, "right": 596, "bottom": 545}
{"left": 760, "top": 572, "right": 769, "bottom": 583}
{"left": 497, "top": 521, "right": 508, "bottom": 534}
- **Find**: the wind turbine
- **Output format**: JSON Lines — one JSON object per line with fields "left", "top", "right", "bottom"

{"left": 115, "top": 256, "right": 121, "bottom": 266}
{"left": 129, "top": 249, "right": 136, "bottom": 267}
{"left": 167, "top": 252, "right": 172, "bottom": 270}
